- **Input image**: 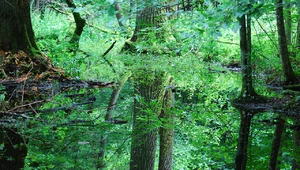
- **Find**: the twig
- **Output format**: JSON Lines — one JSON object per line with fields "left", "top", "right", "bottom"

{"left": 50, "top": 6, "right": 69, "bottom": 15}
{"left": 216, "top": 40, "right": 239, "bottom": 46}
{"left": 86, "top": 22, "right": 116, "bottom": 34}
{"left": 8, "top": 128, "right": 28, "bottom": 148}
{"left": 7, "top": 88, "right": 17, "bottom": 102}
{"left": 21, "top": 62, "right": 34, "bottom": 104}
{"left": 101, "top": 41, "right": 117, "bottom": 73}
{"left": 4, "top": 0, "right": 13, "bottom": 7}
{"left": 102, "top": 41, "right": 117, "bottom": 57}
{"left": 6, "top": 98, "right": 52, "bottom": 112}
{"left": 50, "top": 5, "right": 115, "bottom": 34}
{"left": 4, "top": 130, "right": 16, "bottom": 149}
{"left": 255, "top": 18, "right": 278, "bottom": 50}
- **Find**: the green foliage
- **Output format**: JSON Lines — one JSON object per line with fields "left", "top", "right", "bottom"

{"left": 4, "top": 0, "right": 298, "bottom": 169}
{"left": 172, "top": 72, "right": 241, "bottom": 169}
{"left": 22, "top": 87, "right": 133, "bottom": 169}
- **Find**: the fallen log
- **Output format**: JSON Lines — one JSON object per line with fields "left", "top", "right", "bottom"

{"left": 0, "top": 79, "right": 114, "bottom": 99}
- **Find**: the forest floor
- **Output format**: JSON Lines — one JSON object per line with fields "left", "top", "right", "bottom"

{"left": 0, "top": 50, "right": 68, "bottom": 81}
{"left": 0, "top": 51, "right": 114, "bottom": 88}
{"left": 0, "top": 51, "right": 114, "bottom": 115}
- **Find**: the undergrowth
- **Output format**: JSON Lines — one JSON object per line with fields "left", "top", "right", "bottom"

{"left": 26, "top": 3, "right": 300, "bottom": 169}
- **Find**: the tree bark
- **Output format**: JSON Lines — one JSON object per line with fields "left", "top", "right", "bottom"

{"left": 0, "top": 0, "right": 54, "bottom": 77}
{"left": 33, "top": 0, "right": 40, "bottom": 10}
{"left": 235, "top": 111, "right": 253, "bottom": 170}
{"left": 65, "top": 0, "right": 86, "bottom": 49}
{"left": 114, "top": 1, "right": 125, "bottom": 28}
{"left": 269, "top": 117, "right": 285, "bottom": 170}
{"left": 239, "top": 13, "right": 256, "bottom": 97}
{"left": 32, "top": 0, "right": 52, "bottom": 11}
{"left": 130, "top": 72, "right": 170, "bottom": 170}
{"left": 0, "top": 0, "right": 38, "bottom": 54}
{"left": 127, "top": 1, "right": 176, "bottom": 169}
{"left": 158, "top": 83, "right": 174, "bottom": 170}
{"left": 284, "top": 0, "right": 292, "bottom": 45}
{"left": 276, "top": 0, "right": 298, "bottom": 84}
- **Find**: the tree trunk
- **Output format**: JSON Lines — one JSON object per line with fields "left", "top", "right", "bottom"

{"left": 239, "top": 13, "right": 256, "bottom": 97}
{"left": 284, "top": 0, "right": 292, "bottom": 45}
{"left": 235, "top": 111, "right": 253, "bottom": 170}
{"left": 269, "top": 117, "right": 285, "bottom": 170}
{"left": 0, "top": 128, "right": 27, "bottom": 170}
{"left": 0, "top": 0, "right": 38, "bottom": 54}
{"left": 115, "top": 0, "right": 125, "bottom": 28}
{"left": 0, "top": 1, "right": 40, "bottom": 168}
{"left": 0, "top": 0, "right": 53, "bottom": 77}
{"left": 276, "top": 0, "right": 298, "bottom": 84}
{"left": 158, "top": 82, "right": 174, "bottom": 170}
{"left": 127, "top": 1, "right": 176, "bottom": 169}
{"left": 32, "top": 0, "right": 52, "bottom": 11}
{"left": 130, "top": 72, "right": 170, "bottom": 170}
{"left": 292, "top": 122, "right": 300, "bottom": 170}
{"left": 33, "top": 0, "right": 40, "bottom": 9}
{"left": 65, "top": 0, "right": 86, "bottom": 49}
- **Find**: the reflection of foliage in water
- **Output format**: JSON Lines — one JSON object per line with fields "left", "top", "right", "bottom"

{"left": 0, "top": 0, "right": 299, "bottom": 169}
{"left": 22, "top": 87, "right": 133, "bottom": 169}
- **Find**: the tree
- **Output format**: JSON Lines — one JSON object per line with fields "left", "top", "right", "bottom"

{"left": 239, "top": 3, "right": 256, "bottom": 97}
{"left": 234, "top": 2, "right": 257, "bottom": 169}
{"left": 0, "top": 1, "right": 56, "bottom": 169}
{"left": 127, "top": 1, "right": 176, "bottom": 169}
{"left": 269, "top": 117, "right": 285, "bottom": 170}
{"left": 0, "top": 0, "right": 38, "bottom": 54}
{"left": 130, "top": 72, "right": 171, "bottom": 170}
{"left": 97, "top": 72, "right": 131, "bottom": 169}
{"left": 32, "top": 0, "right": 53, "bottom": 10}
{"left": 284, "top": 0, "right": 292, "bottom": 45}
{"left": 158, "top": 84, "right": 174, "bottom": 170}
{"left": 235, "top": 111, "right": 253, "bottom": 170}
{"left": 65, "top": 0, "right": 86, "bottom": 49}
{"left": 0, "top": 128, "right": 28, "bottom": 170}
{"left": 292, "top": 121, "right": 300, "bottom": 170}
{"left": 0, "top": 0, "right": 53, "bottom": 77}
{"left": 114, "top": 0, "right": 125, "bottom": 28}
{"left": 276, "top": 0, "right": 298, "bottom": 84}
{"left": 0, "top": 0, "right": 36, "bottom": 53}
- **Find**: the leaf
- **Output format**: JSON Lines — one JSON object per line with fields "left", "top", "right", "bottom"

{"left": 0, "top": 94, "right": 4, "bottom": 101}
{"left": 107, "top": 5, "right": 115, "bottom": 16}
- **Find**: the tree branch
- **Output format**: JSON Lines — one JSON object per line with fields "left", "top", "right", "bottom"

{"left": 101, "top": 41, "right": 117, "bottom": 73}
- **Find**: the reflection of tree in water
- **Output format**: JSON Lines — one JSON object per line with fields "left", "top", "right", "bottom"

{"left": 0, "top": 0, "right": 111, "bottom": 169}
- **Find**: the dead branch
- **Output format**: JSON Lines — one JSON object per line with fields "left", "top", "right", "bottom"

{"left": 101, "top": 41, "right": 117, "bottom": 73}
